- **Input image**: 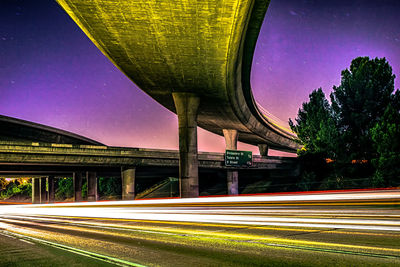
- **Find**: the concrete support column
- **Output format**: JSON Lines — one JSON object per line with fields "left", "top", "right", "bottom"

{"left": 32, "top": 178, "right": 40, "bottom": 204}
{"left": 223, "top": 129, "right": 239, "bottom": 195}
{"left": 40, "top": 177, "right": 47, "bottom": 204}
{"left": 73, "top": 172, "right": 83, "bottom": 202}
{"left": 172, "top": 92, "right": 200, "bottom": 198}
{"left": 223, "top": 129, "right": 238, "bottom": 150}
{"left": 122, "top": 167, "right": 136, "bottom": 200}
{"left": 258, "top": 144, "right": 269, "bottom": 157}
{"left": 47, "top": 176, "right": 55, "bottom": 203}
{"left": 86, "top": 171, "right": 98, "bottom": 202}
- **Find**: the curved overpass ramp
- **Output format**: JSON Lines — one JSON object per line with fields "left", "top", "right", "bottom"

{"left": 56, "top": 0, "right": 300, "bottom": 153}
{"left": 0, "top": 115, "right": 103, "bottom": 145}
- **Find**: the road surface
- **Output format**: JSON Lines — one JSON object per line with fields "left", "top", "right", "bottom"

{"left": 0, "top": 190, "right": 399, "bottom": 266}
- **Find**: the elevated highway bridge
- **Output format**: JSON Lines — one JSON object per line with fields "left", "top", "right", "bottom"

{"left": 0, "top": 115, "right": 298, "bottom": 204}
{"left": 56, "top": 0, "right": 299, "bottom": 151}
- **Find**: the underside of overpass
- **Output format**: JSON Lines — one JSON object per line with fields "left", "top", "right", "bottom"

{"left": 56, "top": 0, "right": 299, "bottom": 151}
{"left": 55, "top": 0, "right": 301, "bottom": 198}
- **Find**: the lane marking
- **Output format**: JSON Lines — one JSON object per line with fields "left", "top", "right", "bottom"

{"left": 19, "top": 239, "right": 34, "bottom": 245}
{"left": 0, "top": 230, "right": 146, "bottom": 267}
{"left": 3, "top": 216, "right": 400, "bottom": 256}
{"left": 0, "top": 231, "right": 16, "bottom": 239}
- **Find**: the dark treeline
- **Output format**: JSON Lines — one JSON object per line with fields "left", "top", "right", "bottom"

{"left": 0, "top": 177, "right": 122, "bottom": 202}
{"left": 55, "top": 177, "right": 122, "bottom": 201}
{"left": 289, "top": 57, "right": 400, "bottom": 190}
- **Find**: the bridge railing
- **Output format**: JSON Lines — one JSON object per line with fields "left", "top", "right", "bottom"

{"left": 255, "top": 102, "right": 296, "bottom": 137}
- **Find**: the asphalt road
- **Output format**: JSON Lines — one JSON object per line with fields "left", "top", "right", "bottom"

{"left": 0, "top": 190, "right": 399, "bottom": 266}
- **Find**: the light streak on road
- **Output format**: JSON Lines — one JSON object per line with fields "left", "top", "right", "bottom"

{"left": 0, "top": 190, "right": 399, "bottom": 266}
{"left": 24, "top": 188, "right": 400, "bottom": 206}
{"left": 0, "top": 190, "right": 399, "bottom": 232}
{"left": 2, "top": 210, "right": 399, "bottom": 232}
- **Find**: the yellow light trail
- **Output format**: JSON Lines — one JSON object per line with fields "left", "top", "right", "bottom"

{"left": 1, "top": 215, "right": 399, "bottom": 259}
{"left": 0, "top": 191, "right": 398, "bottom": 232}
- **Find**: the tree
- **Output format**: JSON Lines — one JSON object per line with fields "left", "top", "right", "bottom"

{"left": 330, "top": 57, "right": 396, "bottom": 161}
{"left": 392, "top": 90, "right": 400, "bottom": 111}
{"left": 0, "top": 178, "right": 7, "bottom": 190}
{"left": 289, "top": 88, "right": 338, "bottom": 159}
{"left": 98, "top": 177, "right": 121, "bottom": 199}
{"left": 371, "top": 104, "right": 400, "bottom": 186}
{"left": 290, "top": 57, "right": 399, "bottom": 190}
{"left": 55, "top": 178, "right": 74, "bottom": 200}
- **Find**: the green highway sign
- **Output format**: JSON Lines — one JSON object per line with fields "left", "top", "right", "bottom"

{"left": 225, "top": 150, "right": 253, "bottom": 167}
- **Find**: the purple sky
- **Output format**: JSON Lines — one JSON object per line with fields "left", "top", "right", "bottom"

{"left": 1, "top": 0, "right": 399, "bottom": 156}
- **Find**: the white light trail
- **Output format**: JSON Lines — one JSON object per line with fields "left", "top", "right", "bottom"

{"left": 0, "top": 190, "right": 398, "bottom": 232}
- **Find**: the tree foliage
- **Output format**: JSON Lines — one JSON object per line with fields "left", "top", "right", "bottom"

{"left": 53, "top": 177, "right": 122, "bottom": 201}
{"left": 330, "top": 57, "right": 396, "bottom": 161}
{"left": 98, "top": 177, "right": 121, "bottom": 198}
{"left": 55, "top": 177, "right": 74, "bottom": 200}
{"left": 0, "top": 179, "right": 32, "bottom": 200}
{"left": 289, "top": 88, "right": 338, "bottom": 159}
{"left": 290, "top": 57, "right": 399, "bottom": 189}
{"left": 371, "top": 104, "right": 400, "bottom": 186}
{"left": 0, "top": 178, "right": 7, "bottom": 190}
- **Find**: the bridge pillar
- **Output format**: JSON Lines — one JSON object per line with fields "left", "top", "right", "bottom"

{"left": 73, "top": 172, "right": 83, "bottom": 202}
{"left": 47, "top": 176, "right": 55, "bottom": 203}
{"left": 86, "top": 171, "right": 98, "bottom": 201}
{"left": 32, "top": 178, "right": 40, "bottom": 204}
{"left": 172, "top": 92, "right": 200, "bottom": 198}
{"left": 258, "top": 144, "right": 269, "bottom": 157}
{"left": 40, "top": 177, "right": 47, "bottom": 204}
{"left": 122, "top": 167, "right": 136, "bottom": 200}
{"left": 223, "top": 129, "right": 239, "bottom": 195}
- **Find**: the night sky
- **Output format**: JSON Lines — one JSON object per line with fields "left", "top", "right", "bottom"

{"left": 1, "top": 0, "right": 399, "bottom": 156}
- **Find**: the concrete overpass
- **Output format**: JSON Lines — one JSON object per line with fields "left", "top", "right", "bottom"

{"left": 0, "top": 141, "right": 298, "bottom": 204}
{"left": 56, "top": 0, "right": 301, "bottom": 197}
{"left": 0, "top": 115, "right": 103, "bottom": 145}
{"left": 0, "top": 115, "right": 298, "bottom": 203}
